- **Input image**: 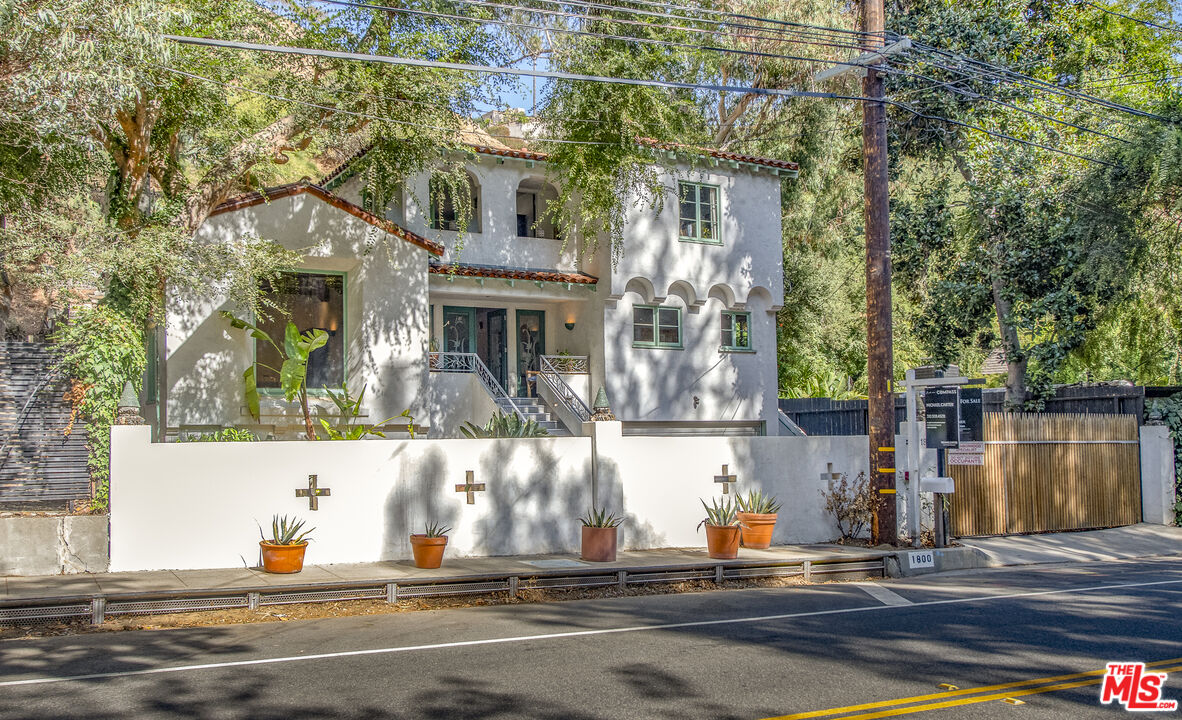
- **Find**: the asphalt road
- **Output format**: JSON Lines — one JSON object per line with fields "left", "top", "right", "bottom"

{"left": 1, "top": 558, "right": 1180, "bottom": 719}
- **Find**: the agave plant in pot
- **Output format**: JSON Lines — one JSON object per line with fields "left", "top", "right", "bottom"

{"left": 579, "top": 507, "right": 623, "bottom": 562}
{"left": 409, "top": 522, "right": 451, "bottom": 569}
{"left": 735, "top": 489, "right": 782, "bottom": 549}
{"left": 697, "top": 496, "right": 741, "bottom": 559}
{"left": 259, "top": 515, "right": 314, "bottom": 574}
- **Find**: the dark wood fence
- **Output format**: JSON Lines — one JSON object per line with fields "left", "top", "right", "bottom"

{"left": 0, "top": 343, "right": 91, "bottom": 507}
{"left": 778, "top": 384, "right": 1167, "bottom": 436}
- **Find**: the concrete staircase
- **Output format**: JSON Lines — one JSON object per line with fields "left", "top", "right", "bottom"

{"left": 495, "top": 396, "right": 570, "bottom": 436}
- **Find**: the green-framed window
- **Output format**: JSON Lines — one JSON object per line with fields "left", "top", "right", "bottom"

{"left": 255, "top": 270, "right": 346, "bottom": 393}
{"left": 633, "top": 305, "right": 682, "bottom": 349}
{"left": 721, "top": 311, "right": 752, "bottom": 351}
{"left": 678, "top": 181, "right": 720, "bottom": 244}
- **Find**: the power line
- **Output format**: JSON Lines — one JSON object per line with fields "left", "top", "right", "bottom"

{"left": 315, "top": 0, "right": 874, "bottom": 73}
{"left": 1078, "top": 0, "right": 1182, "bottom": 34}
{"left": 448, "top": 0, "right": 868, "bottom": 50}
{"left": 165, "top": 34, "right": 1122, "bottom": 166}
{"left": 165, "top": 34, "right": 860, "bottom": 101}
{"left": 904, "top": 42, "right": 1174, "bottom": 123}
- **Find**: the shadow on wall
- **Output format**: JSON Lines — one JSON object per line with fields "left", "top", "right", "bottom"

{"left": 169, "top": 198, "right": 432, "bottom": 430}
{"left": 381, "top": 444, "right": 458, "bottom": 560}
{"left": 606, "top": 282, "right": 775, "bottom": 423}
{"left": 473, "top": 440, "right": 586, "bottom": 555}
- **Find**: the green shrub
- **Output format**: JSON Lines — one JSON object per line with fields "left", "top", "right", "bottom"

{"left": 51, "top": 305, "right": 146, "bottom": 512}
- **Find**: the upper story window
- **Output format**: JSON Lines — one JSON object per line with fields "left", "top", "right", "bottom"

{"left": 516, "top": 178, "right": 559, "bottom": 239}
{"left": 678, "top": 181, "right": 719, "bottom": 244}
{"left": 429, "top": 171, "right": 481, "bottom": 233}
{"left": 721, "top": 311, "right": 751, "bottom": 351}
{"left": 256, "top": 271, "right": 345, "bottom": 391}
{"left": 633, "top": 304, "right": 682, "bottom": 349}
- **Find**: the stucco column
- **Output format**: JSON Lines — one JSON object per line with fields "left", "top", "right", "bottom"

{"left": 1140, "top": 425, "right": 1177, "bottom": 526}
{"left": 588, "top": 420, "right": 625, "bottom": 518}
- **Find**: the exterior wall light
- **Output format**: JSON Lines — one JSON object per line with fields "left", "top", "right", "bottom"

{"left": 565, "top": 321, "right": 576, "bottom": 331}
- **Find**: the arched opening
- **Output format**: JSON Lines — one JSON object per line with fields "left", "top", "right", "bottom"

{"left": 515, "top": 177, "right": 559, "bottom": 239}
{"left": 429, "top": 170, "right": 481, "bottom": 233}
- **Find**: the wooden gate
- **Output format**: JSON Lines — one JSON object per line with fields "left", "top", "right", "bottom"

{"left": 948, "top": 413, "right": 1141, "bottom": 536}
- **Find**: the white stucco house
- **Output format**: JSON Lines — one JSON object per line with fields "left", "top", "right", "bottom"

{"left": 163, "top": 134, "right": 797, "bottom": 438}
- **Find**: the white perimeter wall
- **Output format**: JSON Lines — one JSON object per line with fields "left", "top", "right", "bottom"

{"left": 110, "top": 424, "right": 872, "bottom": 571}
{"left": 110, "top": 427, "right": 594, "bottom": 571}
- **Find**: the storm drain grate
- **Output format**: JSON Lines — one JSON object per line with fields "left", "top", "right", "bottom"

{"left": 811, "top": 561, "right": 884, "bottom": 577}
{"left": 723, "top": 565, "right": 806, "bottom": 580}
{"left": 522, "top": 575, "right": 618, "bottom": 590}
{"left": 396, "top": 580, "right": 510, "bottom": 598}
{"left": 260, "top": 587, "right": 387, "bottom": 606}
{"left": 626, "top": 569, "right": 715, "bottom": 585}
{"left": 0, "top": 604, "right": 90, "bottom": 624}
{"left": 106, "top": 596, "right": 248, "bottom": 616}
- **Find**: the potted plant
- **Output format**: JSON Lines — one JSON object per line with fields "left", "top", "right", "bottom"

{"left": 735, "top": 489, "right": 783, "bottom": 549}
{"left": 409, "top": 522, "right": 451, "bottom": 569}
{"left": 697, "top": 496, "right": 741, "bottom": 559}
{"left": 579, "top": 507, "right": 623, "bottom": 562}
{"left": 259, "top": 515, "right": 314, "bottom": 573}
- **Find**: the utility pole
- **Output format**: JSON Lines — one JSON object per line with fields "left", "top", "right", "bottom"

{"left": 862, "top": 0, "right": 897, "bottom": 545}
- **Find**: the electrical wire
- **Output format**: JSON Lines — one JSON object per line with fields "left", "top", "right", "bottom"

{"left": 165, "top": 34, "right": 1122, "bottom": 166}
{"left": 314, "top": 0, "right": 877, "bottom": 73}
{"left": 1077, "top": 0, "right": 1182, "bottom": 34}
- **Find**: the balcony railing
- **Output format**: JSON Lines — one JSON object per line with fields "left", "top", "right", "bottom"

{"left": 539, "top": 355, "right": 589, "bottom": 374}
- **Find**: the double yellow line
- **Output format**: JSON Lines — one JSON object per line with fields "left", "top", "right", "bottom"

{"left": 763, "top": 657, "right": 1182, "bottom": 720}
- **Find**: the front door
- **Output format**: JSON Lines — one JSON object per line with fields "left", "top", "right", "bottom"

{"left": 484, "top": 309, "right": 508, "bottom": 390}
{"left": 442, "top": 306, "right": 476, "bottom": 353}
{"left": 515, "top": 310, "right": 545, "bottom": 397}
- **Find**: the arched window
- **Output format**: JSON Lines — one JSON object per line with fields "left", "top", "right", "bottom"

{"left": 429, "top": 171, "right": 481, "bottom": 233}
{"left": 515, "top": 177, "right": 559, "bottom": 239}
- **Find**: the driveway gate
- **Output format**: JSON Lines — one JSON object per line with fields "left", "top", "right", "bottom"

{"left": 948, "top": 413, "right": 1141, "bottom": 536}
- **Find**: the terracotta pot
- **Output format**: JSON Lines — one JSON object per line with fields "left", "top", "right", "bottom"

{"left": 410, "top": 534, "right": 448, "bottom": 569}
{"left": 703, "top": 524, "right": 741, "bottom": 559}
{"left": 581, "top": 526, "right": 618, "bottom": 562}
{"left": 737, "top": 512, "right": 778, "bottom": 549}
{"left": 259, "top": 541, "right": 307, "bottom": 574}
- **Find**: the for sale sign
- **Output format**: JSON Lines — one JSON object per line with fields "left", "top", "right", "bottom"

{"left": 958, "top": 387, "right": 984, "bottom": 454}
{"left": 924, "top": 387, "right": 960, "bottom": 449}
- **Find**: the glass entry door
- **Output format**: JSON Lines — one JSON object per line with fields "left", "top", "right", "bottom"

{"left": 515, "top": 310, "right": 545, "bottom": 397}
{"left": 480, "top": 308, "right": 508, "bottom": 390}
{"left": 442, "top": 306, "right": 475, "bottom": 353}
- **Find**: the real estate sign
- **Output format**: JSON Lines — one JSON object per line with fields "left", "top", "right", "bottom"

{"left": 924, "top": 386, "right": 960, "bottom": 450}
{"left": 958, "top": 387, "right": 985, "bottom": 453}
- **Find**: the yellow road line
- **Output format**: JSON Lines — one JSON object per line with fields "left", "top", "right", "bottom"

{"left": 829, "top": 666, "right": 1182, "bottom": 720}
{"left": 763, "top": 658, "right": 1182, "bottom": 720}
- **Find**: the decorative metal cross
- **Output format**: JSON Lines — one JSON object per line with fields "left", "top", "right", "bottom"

{"left": 714, "top": 464, "right": 737, "bottom": 494}
{"left": 455, "top": 470, "right": 485, "bottom": 505}
{"left": 821, "top": 462, "right": 843, "bottom": 492}
{"left": 295, "top": 474, "right": 332, "bottom": 511}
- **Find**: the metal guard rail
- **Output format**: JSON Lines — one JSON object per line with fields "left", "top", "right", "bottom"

{"left": 538, "top": 356, "right": 592, "bottom": 423}
{"left": 429, "top": 352, "right": 525, "bottom": 422}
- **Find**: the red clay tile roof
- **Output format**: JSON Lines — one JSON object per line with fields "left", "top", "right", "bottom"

{"left": 429, "top": 262, "right": 597, "bottom": 285}
{"left": 210, "top": 182, "right": 444, "bottom": 256}
{"left": 637, "top": 138, "right": 799, "bottom": 171}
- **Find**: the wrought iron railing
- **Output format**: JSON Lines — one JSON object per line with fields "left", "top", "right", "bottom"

{"left": 540, "top": 355, "right": 589, "bottom": 374}
{"left": 538, "top": 356, "right": 591, "bottom": 423}
{"left": 428, "top": 352, "right": 525, "bottom": 422}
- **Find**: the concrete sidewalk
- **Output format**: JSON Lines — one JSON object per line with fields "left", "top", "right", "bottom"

{"left": 1, "top": 544, "right": 887, "bottom": 604}
{"left": 3, "top": 523, "right": 1179, "bottom": 605}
